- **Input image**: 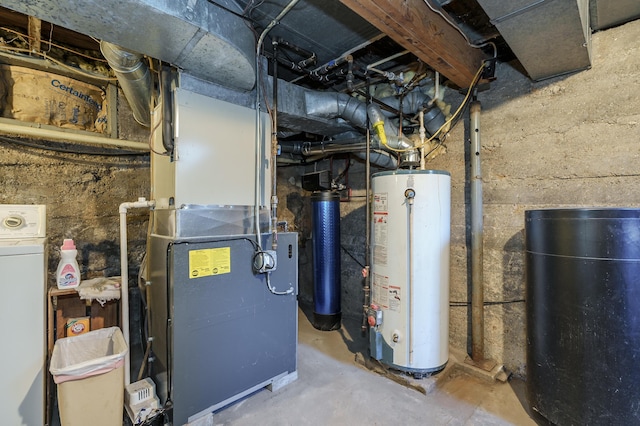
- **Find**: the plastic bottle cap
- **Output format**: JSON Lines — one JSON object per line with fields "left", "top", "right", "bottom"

{"left": 61, "top": 239, "right": 76, "bottom": 250}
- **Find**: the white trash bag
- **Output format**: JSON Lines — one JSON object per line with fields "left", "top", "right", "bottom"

{"left": 50, "top": 326, "right": 128, "bottom": 384}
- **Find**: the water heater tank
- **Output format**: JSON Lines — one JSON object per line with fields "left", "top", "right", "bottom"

{"left": 369, "top": 170, "right": 451, "bottom": 377}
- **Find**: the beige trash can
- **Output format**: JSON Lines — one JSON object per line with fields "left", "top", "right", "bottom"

{"left": 50, "top": 327, "right": 128, "bottom": 426}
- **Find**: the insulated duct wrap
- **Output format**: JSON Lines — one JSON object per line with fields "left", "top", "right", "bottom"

{"left": 311, "top": 191, "right": 341, "bottom": 331}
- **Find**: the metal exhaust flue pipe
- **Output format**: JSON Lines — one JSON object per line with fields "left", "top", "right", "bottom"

{"left": 100, "top": 41, "right": 152, "bottom": 127}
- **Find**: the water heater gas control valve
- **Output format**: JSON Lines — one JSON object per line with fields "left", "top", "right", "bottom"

{"left": 367, "top": 304, "right": 383, "bottom": 327}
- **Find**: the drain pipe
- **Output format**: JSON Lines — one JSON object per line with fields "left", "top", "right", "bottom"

{"left": 119, "top": 197, "right": 155, "bottom": 386}
{"left": 255, "top": 0, "right": 300, "bottom": 249}
{"left": 470, "top": 99, "right": 484, "bottom": 362}
{"left": 100, "top": 41, "right": 152, "bottom": 127}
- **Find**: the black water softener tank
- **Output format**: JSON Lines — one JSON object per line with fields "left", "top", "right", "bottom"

{"left": 525, "top": 208, "right": 640, "bottom": 425}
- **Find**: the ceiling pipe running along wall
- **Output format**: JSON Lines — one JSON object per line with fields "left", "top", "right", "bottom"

{"left": 278, "top": 139, "right": 398, "bottom": 168}
{"left": 100, "top": 41, "right": 152, "bottom": 127}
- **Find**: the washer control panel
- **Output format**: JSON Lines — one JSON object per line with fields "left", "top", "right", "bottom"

{"left": 0, "top": 205, "right": 46, "bottom": 238}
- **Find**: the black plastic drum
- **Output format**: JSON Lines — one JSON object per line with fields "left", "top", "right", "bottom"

{"left": 525, "top": 208, "right": 640, "bottom": 425}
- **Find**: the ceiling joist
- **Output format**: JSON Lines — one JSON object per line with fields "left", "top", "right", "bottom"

{"left": 340, "top": 0, "right": 487, "bottom": 88}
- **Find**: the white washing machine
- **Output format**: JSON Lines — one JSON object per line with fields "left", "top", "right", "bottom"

{"left": 0, "top": 204, "right": 47, "bottom": 426}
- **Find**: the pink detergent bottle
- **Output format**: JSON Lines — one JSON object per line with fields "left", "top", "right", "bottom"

{"left": 56, "top": 239, "right": 80, "bottom": 289}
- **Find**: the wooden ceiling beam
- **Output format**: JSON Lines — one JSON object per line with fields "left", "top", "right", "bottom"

{"left": 340, "top": 0, "right": 487, "bottom": 88}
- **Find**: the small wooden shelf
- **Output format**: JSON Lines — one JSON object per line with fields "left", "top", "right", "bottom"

{"left": 47, "top": 286, "right": 120, "bottom": 354}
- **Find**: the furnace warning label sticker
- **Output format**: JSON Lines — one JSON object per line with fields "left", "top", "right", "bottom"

{"left": 189, "top": 247, "right": 231, "bottom": 279}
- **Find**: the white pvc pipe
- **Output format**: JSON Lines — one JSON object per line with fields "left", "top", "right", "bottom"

{"left": 119, "top": 197, "right": 155, "bottom": 386}
{"left": 366, "top": 50, "right": 410, "bottom": 71}
{"left": 0, "top": 120, "right": 150, "bottom": 151}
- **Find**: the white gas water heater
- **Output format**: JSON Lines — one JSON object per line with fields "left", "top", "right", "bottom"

{"left": 369, "top": 170, "right": 451, "bottom": 378}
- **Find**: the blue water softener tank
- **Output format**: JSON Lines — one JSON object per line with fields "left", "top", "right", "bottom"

{"left": 311, "top": 191, "right": 341, "bottom": 331}
{"left": 525, "top": 208, "right": 640, "bottom": 426}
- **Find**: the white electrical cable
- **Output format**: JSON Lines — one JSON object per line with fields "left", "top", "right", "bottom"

{"left": 422, "top": 0, "right": 498, "bottom": 57}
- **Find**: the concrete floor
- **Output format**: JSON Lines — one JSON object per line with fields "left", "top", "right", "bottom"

{"left": 212, "top": 306, "right": 537, "bottom": 426}
{"left": 51, "top": 304, "right": 537, "bottom": 425}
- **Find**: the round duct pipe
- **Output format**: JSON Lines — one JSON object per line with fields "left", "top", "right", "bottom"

{"left": 100, "top": 41, "right": 151, "bottom": 127}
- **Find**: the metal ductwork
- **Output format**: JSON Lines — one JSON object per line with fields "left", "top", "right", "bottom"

{"left": 365, "top": 103, "right": 413, "bottom": 151}
{"left": 304, "top": 91, "right": 368, "bottom": 129}
{"left": 304, "top": 91, "right": 414, "bottom": 150}
{"left": 590, "top": 0, "right": 640, "bottom": 30}
{"left": 303, "top": 91, "right": 444, "bottom": 142}
{"left": 476, "top": 0, "right": 591, "bottom": 81}
{"left": 1, "top": 0, "right": 256, "bottom": 91}
{"left": 100, "top": 41, "right": 152, "bottom": 127}
{"left": 353, "top": 150, "right": 397, "bottom": 169}
{"left": 378, "top": 92, "right": 446, "bottom": 136}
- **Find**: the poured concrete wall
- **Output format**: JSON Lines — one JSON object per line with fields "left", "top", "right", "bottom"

{"left": 427, "top": 19, "right": 640, "bottom": 376}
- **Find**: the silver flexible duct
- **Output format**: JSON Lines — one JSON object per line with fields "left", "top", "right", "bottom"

{"left": 100, "top": 41, "right": 152, "bottom": 127}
